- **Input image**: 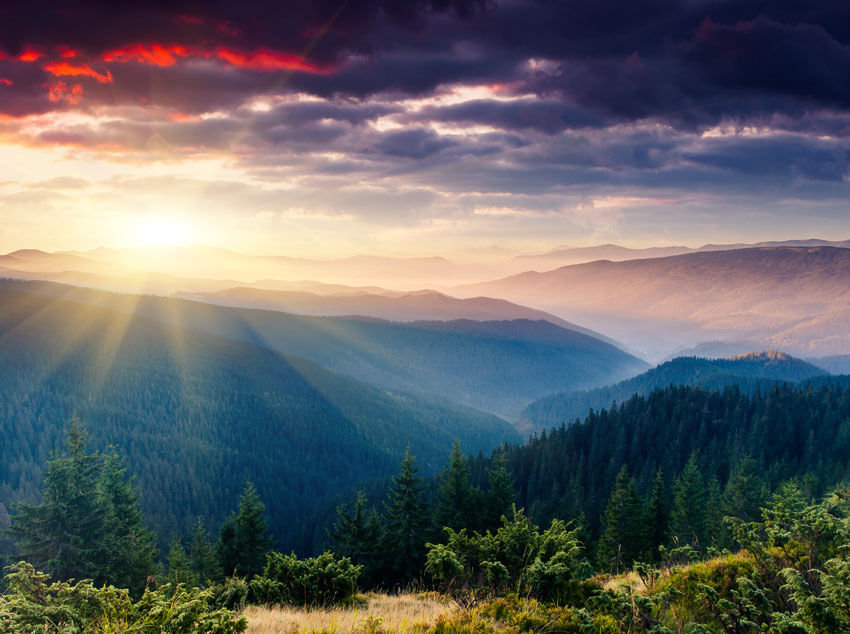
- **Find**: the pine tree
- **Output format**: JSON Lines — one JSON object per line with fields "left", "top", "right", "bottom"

{"left": 671, "top": 455, "right": 707, "bottom": 548}
{"left": 99, "top": 450, "right": 158, "bottom": 595}
{"left": 8, "top": 417, "right": 155, "bottom": 591}
{"left": 597, "top": 466, "right": 647, "bottom": 573}
{"left": 218, "top": 481, "right": 273, "bottom": 578}
{"left": 484, "top": 449, "right": 516, "bottom": 531}
{"left": 724, "top": 455, "right": 766, "bottom": 524}
{"left": 383, "top": 447, "right": 430, "bottom": 582}
{"left": 646, "top": 469, "right": 669, "bottom": 559}
{"left": 328, "top": 491, "right": 383, "bottom": 587}
{"left": 435, "top": 441, "right": 477, "bottom": 531}
{"left": 166, "top": 538, "right": 195, "bottom": 586}
{"left": 189, "top": 517, "right": 221, "bottom": 585}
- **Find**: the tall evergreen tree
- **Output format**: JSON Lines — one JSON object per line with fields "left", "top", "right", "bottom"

{"left": 671, "top": 455, "right": 707, "bottom": 548}
{"left": 597, "top": 466, "right": 647, "bottom": 573}
{"left": 328, "top": 491, "right": 383, "bottom": 587}
{"left": 98, "top": 450, "right": 158, "bottom": 595}
{"left": 189, "top": 517, "right": 221, "bottom": 585}
{"left": 383, "top": 447, "right": 430, "bottom": 582}
{"left": 723, "top": 455, "right": 766, "bottom": 524}
{"left": 8, "top": 417, "right": 156, "bottom": 592}
{"left": 435, "top": 441, "right": 477, "bottom": 531}
{"left": 484, "top": 449, "right": 517, "bottom": 531}
{"left": 218, "top": 481, "right": 272, "bottom": 578}
{"left": 646, "top": 469, "right": 669, "bottom": 559}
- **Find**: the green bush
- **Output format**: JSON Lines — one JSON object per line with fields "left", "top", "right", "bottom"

{"left": 0, "top": 561, "right": 246, "bottom": 633}
{"left": 249, "top": 550, "right": 361, "bottom": 606}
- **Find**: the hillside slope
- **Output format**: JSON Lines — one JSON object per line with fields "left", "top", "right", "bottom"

{"left": 0, "top": 284, "right": 515, "bottom": 552}
{"left": 2, "top": 280, "right": 646, "bottom": 419}
{"left": 458, "top": 247, "right": 850, "bottom": 359}
{"left": 521, "top": 351, "right": 828, "bottom": 431}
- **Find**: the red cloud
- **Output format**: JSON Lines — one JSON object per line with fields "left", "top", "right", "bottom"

{"left": 217, "top": 47, "right": 320, "bottom": 72}
{"left": 59, "top": 47, "right": 80, "bottom": 59}
{"left": 44, "top": 61, "right": 114, "bottom": 83}
{"left": 100, "top": 42, "right": 325, "bottom": 73}
{"left": 18, "top": 49, "right": 43, "bottom": 62}
{"left": 0, "top": 78, "right": 12, "bottom": 87}
{"left": 48, "top": 81, "right": 84, "bottom": 105}
{"left": 103, "top": 43, "right": 197, "bottom": 67}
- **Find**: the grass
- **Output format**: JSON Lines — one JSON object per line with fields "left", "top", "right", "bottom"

{"left": 243, "top": 592, "right": 455, "bottom": 634}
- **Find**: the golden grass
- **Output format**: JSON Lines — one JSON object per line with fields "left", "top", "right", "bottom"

{"left": 243, "top": 592, "right": 456, "bottom": 634}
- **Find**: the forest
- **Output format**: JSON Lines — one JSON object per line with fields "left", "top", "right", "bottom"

{"left": 3, "top": 381, "right": 850, "bottom": 632}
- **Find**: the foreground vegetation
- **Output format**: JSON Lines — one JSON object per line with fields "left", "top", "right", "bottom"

{"left": 3, "top": 382, "right": 850, "bottom": 631}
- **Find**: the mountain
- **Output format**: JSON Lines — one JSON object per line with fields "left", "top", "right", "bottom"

{"left": 1, "top": 280, "right": 647, "bottom": 420}
{"left": 458, "top": 247, "right": 850, "bottom": 359}
{"left": 0, "top": 281, "right": 517, "bottom": 553}
{"left": 177, "top": 286, "right": 619, "bottom": 345}
{"left": 521, "top": 351, "right": 828, "bottom": 431}
{"left": 513, "top": 238, "right": 850, "bottom": 270}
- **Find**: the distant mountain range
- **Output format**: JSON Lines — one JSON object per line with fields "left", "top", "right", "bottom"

{"left": 2, "top": 280, "right": 646, "bottom": 420}
{"left": 521, "top": 350, "right": 833, "bottom": 432}
{"left": 176, "top": 286, "right": 620, "bottom": 346}
{"left": 459, "top": 247, "right": 850, "bottom": 359}
{"left": 514, "top": 239, "right": 850, "bottom": 270}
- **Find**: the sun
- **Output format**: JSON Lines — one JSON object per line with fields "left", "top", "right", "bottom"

{"left": 135, "top": 217, "right": 191, "bottom": 247}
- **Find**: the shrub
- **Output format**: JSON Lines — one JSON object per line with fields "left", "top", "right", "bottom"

{"left": 0, "top": 561, "right": 246, "bottom": 633}
{"left": 249, "top": 550, "right": 361, "bottom": 606}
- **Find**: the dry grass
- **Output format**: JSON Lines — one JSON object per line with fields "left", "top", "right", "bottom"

{"left": 243, "top": 592, "right": 456, "bottom": 634}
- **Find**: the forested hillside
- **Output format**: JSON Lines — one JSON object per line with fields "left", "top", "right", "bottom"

{"left": 522, "top": 351, "right": 829, "bottom": 430}
{"left": 484, "top": 383, "right": 850, "bottom": 544}
{"left": 0, "top": 284, "right": 516, "bottom": 553}
{"left": 0, "top": 279, "right": 645, "bottom": 419}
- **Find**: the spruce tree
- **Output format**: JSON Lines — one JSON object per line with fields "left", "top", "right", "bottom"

{"left": 218, "top": 481, "right": 272, "bottom": 578}
{"left": 98, "top": 450, "right": 158, "bottom": 594}
{"left": 383, "top": 446, "right": 430, "bottom": 582}
{"left": 485, "top": 449, "right": 516, "bottom": 531}
{"left": 328, "top": 491, "right": 383, "bottom": 587}
{"left": 671, "top": 455, "right": 707, "bottom": 548}
{"left": 166, "top": 538, "right": 195, "bottom": 586}
{"left": 189, "top": 517, "right": 221, "bottom": 585}
{"left": 435, "top": 441, "right": 476, "bottom": 531}
{"left": 724, "top": 455, "right": 766, "bottom": 524}
{"left": 597, "top": 466, "right": 646, "bottom": 573}
{"left": 8, "top": 417, "right": 156, "bottom": 591}
{"left": 646, "top": 469, "right": 669, "bottom": 559}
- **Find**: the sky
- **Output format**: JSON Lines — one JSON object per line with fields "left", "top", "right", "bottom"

{"left": 1, "top": 0, "right": 850, "bottom": 257}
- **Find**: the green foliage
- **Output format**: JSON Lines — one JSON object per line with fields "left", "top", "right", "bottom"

{"left": 598, "top": 466, "right": 647, "bottom": 573}
{"left": 0, "top": 561, "right": 246, "bottom": 633}
{"left": 384, "top": 447, "right": 431, "bottom": 582}
{"left": 426, "top": 508, "right": 587, "bottom": 604}
{"left": 7, "top": 418, "right": 157, "bottom": 595}
{"left": 190, "top": 517, "right": 222, "bottom": 585}
{"left": 435, "top": 441, "right": 479, "bottom": 533}
{"left": 218, "top": 481, "right": 272, "bottom": 579}
{"left": 249, "top": 550, "right": 361, "bottom": 606}
{"left": 672, "top": 455, "right": 708, "bottom": 549}
{"left": 328, "top": 491, "right": 384, "bottom": 588}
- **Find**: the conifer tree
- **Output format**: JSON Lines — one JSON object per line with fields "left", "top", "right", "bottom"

{"left": 218, "top": 481, "right": 272, "bottom": 579}
{"left": 383, "top": 446, "right": 430, "bottom": 582}
{"left": 166, "top": 538, "right": 195, "bottom": 586}
{"left": 671, "top": 455, "right": 707, "bottom": 548}
{"left": 98, "top": 450, "right": 158, "bottom": 594}
{"left": 646, "top": 469, "right": 669, "bottom": 559}
{"left": 189, "top": 517, "right": 221, "bottom": 585}
{"left": 8, "top": 417, "right": 156, "bottom": 592}
{"left": 435, "top": 441, "right": 477, "bottom": 531}
{"left": 723, "top": 455, "right": 766, "bottom": 524}
{"left": 328, "top": 491, "right": 383, "bottom": 587}
{"left": 598, "top": 466, "right": 646, "bottom": 573}
{"left": 485, "top": 449, "right": 516, "bottom": 531}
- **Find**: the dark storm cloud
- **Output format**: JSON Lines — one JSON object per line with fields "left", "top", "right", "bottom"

{"left": 1, "top": 0, "right": 849, "bottom": 125}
